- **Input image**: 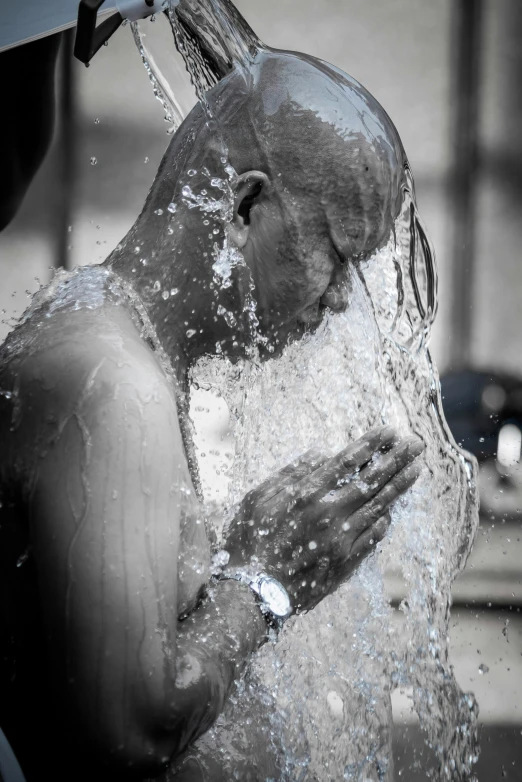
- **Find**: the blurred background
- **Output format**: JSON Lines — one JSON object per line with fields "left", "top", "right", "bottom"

{"left": 1, "top": 0, "right": 522, "bottom": 778}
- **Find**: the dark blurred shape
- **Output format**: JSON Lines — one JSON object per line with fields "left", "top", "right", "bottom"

{"left": 56, "top": 30, "right": 77, "bottom": 270}
{"left": 441, "top": 369, "right": 522, "bottom": 461}
{"left": 0, "top": 726, "right": 25, "bottom": 782}
{"left": 394, "top": 724, "right": 522, "bottom": 782}
{"left": 74, "top": 0, "right": 124, "bottom": 65}
{"left": 0, "top": 33, "right": 63, "bottom": 232}
{"left": 449, "top": 0, "right": 483, "bottom": 369}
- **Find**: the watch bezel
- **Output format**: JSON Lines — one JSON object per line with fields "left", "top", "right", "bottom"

{"left": 255, "top": 574, "right": 292, "bottom": 620}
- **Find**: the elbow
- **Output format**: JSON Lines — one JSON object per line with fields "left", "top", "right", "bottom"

{"left": 66, "top": 653, "right": 217, "bottom": 776}
{"left": 84, "top": 722, "right": 181, "bottom": 780}
{"left": 84, "top": 694, "right": 210, "bottom": 778}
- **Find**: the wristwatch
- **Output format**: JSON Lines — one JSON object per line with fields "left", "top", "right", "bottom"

{"left": 220, "top": 569, "right": 293, "bottom": 628}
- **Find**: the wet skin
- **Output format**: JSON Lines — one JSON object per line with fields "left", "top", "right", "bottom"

{"left": 0, "top": 37, "right": 422, "bottom": 782}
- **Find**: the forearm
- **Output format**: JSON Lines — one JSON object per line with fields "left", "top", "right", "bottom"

{"left": 168, "top": 579, "right": 267, "bottom": 755}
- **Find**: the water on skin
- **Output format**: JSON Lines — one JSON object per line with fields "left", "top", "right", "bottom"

{"left": 191, "top": 199, "right": 479, "bottom": 781}
{"left": 161, "top": 1, "right": 480, "bottom": 778}
{"left": 0, "top": 0, "right": 479, "bottom": 778}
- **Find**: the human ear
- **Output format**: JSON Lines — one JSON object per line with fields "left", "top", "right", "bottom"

{"left": 229, "top": 170, "right": 270, "bottom": 248}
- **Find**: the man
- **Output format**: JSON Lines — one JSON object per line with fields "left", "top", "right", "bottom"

{"left": 0, "top": 31, "right": 424, "bottom": 782}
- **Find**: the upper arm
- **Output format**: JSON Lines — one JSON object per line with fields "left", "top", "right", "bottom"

{"left": 25, "top": 325, "right": 196, "bottom": 763}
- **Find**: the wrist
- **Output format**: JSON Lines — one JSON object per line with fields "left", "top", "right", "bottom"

{"left": 216, "top": 564, "right": 293, "bottom": 631}
{"left": 211, "top": 577, "right": 268, "bottom": 648}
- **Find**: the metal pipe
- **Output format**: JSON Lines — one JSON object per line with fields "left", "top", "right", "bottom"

{"left": 449, "top": 0, "right": 483, "bottom": 369}
{"left": 56, "top": 29, "right": 76, "bottom": 270}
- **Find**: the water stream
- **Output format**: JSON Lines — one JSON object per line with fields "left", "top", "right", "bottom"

{"left": 159, "top": 1, "right": 480, "bottom": 779}
{"left": 0, "top": 2, "right": 480, "bottom": 780}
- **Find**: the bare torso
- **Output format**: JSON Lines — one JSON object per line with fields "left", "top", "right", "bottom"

{"left": 0, "top": 267, "right": 402, "bottom": 782}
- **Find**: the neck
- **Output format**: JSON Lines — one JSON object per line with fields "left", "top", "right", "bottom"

{"left": 107, "top": 207, "right": 253, "bottom": 397}
{"left": 108, "top": 217, "right": 196, "bottom": 389}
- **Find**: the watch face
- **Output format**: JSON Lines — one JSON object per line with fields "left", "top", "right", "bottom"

{"left": 259, "top": 577, "right": 292, "bottom": 618}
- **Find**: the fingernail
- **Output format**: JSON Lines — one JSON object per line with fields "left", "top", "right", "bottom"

{"left": 405, "top": 460, "right": 422, "bottom": 479}
{"left": 409, "top": 438, "right": 425, "bottom": 457}
{"left": 379, "top": 424, "right": 396, "bottom": 440}
{"left": 401, "top": 436, "right": 424, "bottom": 456}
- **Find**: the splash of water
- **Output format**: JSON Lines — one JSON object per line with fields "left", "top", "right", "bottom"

{"left": 189, "top": 182, "right": 478, "bottom": 782}
{"left": 130, "top": 18, "right": 186, "bottom": 133}
{"left": 129, "top": 1, "right": 479, "bottom": 777}
{"left": 166, "top": 0, "right": 261, "bottom": 100}
{"left": 125, "top": 0, "right": 483, "bottom": 778}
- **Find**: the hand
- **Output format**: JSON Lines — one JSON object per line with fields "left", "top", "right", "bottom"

{"left": 225, "top": 426, "right": 424, "bottom": 612}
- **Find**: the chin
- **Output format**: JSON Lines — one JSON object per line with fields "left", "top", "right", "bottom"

{"left": 257, "top": 306, "right": 327, "bottom": 360}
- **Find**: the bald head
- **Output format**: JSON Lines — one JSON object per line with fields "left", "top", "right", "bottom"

{"left": 145, "top": 47, "right": 406, "bottom": 255}
{"left": 122, "top": 41, "right": 410, "bottom": 355}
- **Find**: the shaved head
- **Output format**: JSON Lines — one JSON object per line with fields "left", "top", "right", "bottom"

{"left": 116, "top": 43, "right": 410, "bottom": 356}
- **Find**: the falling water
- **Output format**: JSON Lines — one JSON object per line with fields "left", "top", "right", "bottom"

{"left": 130, "top": 18, "right": 186, "bottom": 133}
{"left": 154, "top": 0, "right": 481, "bottom": 779}
{"left": 0, "top": 1, "right": 480, "bottom": 779}
{"left": 189, "top": 186, "right": 479, "bottom": 781}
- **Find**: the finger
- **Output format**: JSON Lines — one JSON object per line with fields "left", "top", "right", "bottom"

{"left": 326, "top": 435, "right": 423, "bottom": 513}
{"left": 350, "top": 514, "right": 391, "bottom": 562}
{"left": 344, "top": 460, "right": 422, "bottom": 535}
{"left": 295, "top": 425, "right": 397, "bottom": 500}
{"left": 362, "top": 435, "right": 424, "bottom": 487}
{"left": 255, "top": 449, "right": 329, "bottom": 503}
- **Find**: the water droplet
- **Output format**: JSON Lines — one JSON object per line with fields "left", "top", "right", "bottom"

{"left": 342, "top": 522, "right": 351, "bottom": 532}
{"left": 217, "top": 305, "right": 237, "bottom": 328}
{"left": 16, "top": 550, "right": 30, "bottom": 568}
{"left": 308, "top": 540, "right": 317, "bottom": 550}
{"left": 478, "top": 663, "right": 489, "bottom": 675}
{"left": 144, "top": 157, "right": 149, "bottom": 163}
{"left": 170, "top": 288, "right": 179, "bottom": 296}
{"left": 154, "top": 208, "right": 164, "bottom": 216}
{"left": 326, "top": 691, "right": 344, "bottom": 718}
{"left": 94, "top": 117, "right": 100, "bottom": 124}
{"left": 188, "top": 169, "right": 197, "bottom": 176}
{"left": 182, "top": 185, "right": 192, "bottom": 198}
{"left": 161, "top": 290, "right": 169, "bottom": 300}
{"left": 186, "top": 329, "right": 196, "bottom": 338}
{"left": 168, "top": 202, "right": 177, "bottom": 214}
{"left": 153, "top": 281, "right": 161, "bottom": 293}
{"left": 90, "top": 157, "right": 97, "bottom": 166}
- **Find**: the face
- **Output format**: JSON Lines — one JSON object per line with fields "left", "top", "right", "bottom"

{"left": 229, "top": 183, "right": 350, "bottom": 350}
{"left": 136, "top": 47, "right": 406, "bottom": 360}
{"left": 215, "top": 50, "right": 406, "bottom": 354}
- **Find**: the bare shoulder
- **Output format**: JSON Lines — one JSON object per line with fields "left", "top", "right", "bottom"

{"left": 0, "top": 299, "right": 181, "bottom": 490}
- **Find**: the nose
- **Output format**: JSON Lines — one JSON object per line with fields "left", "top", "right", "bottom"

{"left": 320, "top": 264, "right": 349, "bottom": 312}
{"left": 320, "top": 284, "right": 349, "bottom": 312}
